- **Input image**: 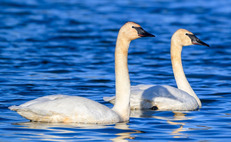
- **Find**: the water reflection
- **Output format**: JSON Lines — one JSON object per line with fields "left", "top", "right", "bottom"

{"left": 13, "top": 121, "right": 108, "bottom": 129}
{"left": 112, "top": 123, "right": 143, "bottom": 142}
{"left": 131, "top": 110, "right": 191, "bottom": 138}
{"left": 12, "top": 121, "right": 142, "bottom": 141}
{"left": 166, "top": 113, "right": 187, "bottom": 138}
{"left": 13, "top": 122, "right": 105, "bottom": 141}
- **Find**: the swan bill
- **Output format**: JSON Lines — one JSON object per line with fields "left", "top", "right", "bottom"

{"left": 186, "top": 33, "right": 209, "bottom": 47}
{"left": 132, "top": 26, "right": 155, "bottom": 37}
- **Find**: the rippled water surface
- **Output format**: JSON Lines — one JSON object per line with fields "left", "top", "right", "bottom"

{"left": 0, "top": 0, "right": 231, "bottom": 141}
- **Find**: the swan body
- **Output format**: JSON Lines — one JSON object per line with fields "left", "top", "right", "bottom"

{"left": 9, "top": 95, "right": 121, "bottom": 123}
{"left": 9, "top": 22, "right": 154, "bottom": 123}
{"left": 104, "top": 29, "right": 209, "bottom": 111}
{"left": 104, "top": 85, "right": 198, "bottom": 110}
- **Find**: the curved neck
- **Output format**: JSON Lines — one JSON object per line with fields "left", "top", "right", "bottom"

{"left": 112, "top": 34, "right": 131, "bottom": 121}
{"left": 171, "top": 41, "right": 201, "bottom": 107}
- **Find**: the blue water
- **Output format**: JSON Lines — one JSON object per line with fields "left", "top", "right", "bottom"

{"left": 0, "top": 0, "right": 231, "bottom": 141}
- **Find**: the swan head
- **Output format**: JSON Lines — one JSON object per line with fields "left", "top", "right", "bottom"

{"left": 119, "top": 22, "right": 155, "bottom": 41}
{"left": 173, "top": 29, "right": 209, "bottom": 47}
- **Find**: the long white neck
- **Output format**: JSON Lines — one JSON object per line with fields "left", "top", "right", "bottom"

{"left": 112, "top": 34, "right": 131, "bottom": 121}
{"left": 171, "top": 41, "right": 202, "bottom": 107}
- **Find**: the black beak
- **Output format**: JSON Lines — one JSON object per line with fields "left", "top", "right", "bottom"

{"left": 186, "top": 33, "right": 209, "bottom": 47}
{"left": 132, "top": 26, "right": 155, "bottom": 37}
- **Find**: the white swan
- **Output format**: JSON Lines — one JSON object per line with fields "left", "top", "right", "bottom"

{"left": 104, "top": 29, "right": 209, "bottom": 111}
{"left": 9, "top": 22, "right": 155, "bottom": 123}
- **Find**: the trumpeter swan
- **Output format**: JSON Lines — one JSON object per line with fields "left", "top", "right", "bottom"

{"left": 104, "top": 29, "right": 209, "bottom": 111}
{"left": 9, "top": 22, "right": 154, "bottom": 123}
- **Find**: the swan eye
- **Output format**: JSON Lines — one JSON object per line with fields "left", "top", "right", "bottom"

{"left": 185, "top": 33, "right": 194, "bottom": 37}
{"left": 132, "top": 26, "right": 135, "bottom": 28}
{"left": 185, "top": 33, "right": 193, "bottom": 36}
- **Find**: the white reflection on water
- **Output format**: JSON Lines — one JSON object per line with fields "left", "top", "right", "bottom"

{"left": 130, "top": 110, "right": 192, "bottom": 138}
{"left": 112, "top": 123, "right": 143, "bottom": 142}
{"left": 13, "top": 121, "right": 108, "bottom": 129}
{"left": 12, "top": 121, "right": 142, "bottom": 141}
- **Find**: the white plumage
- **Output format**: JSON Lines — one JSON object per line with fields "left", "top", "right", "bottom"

{"left": 10, "top": 95, "right": 120, "bottom": 123}
{"left": 9, "top": 22, "right": 154, "bottom": 123}
{"left": 104, "top": 29, "right": 209, "bottom": 111}
{"left": 104, "top": 85, "right": 198, "bottom": 110}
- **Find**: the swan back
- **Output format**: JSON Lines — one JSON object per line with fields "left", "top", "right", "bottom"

{"left": 104, "top": 85, "right": 199, "bottom": 110}
{"left": 9, "top": 95, "right": 121, "bottom": 123}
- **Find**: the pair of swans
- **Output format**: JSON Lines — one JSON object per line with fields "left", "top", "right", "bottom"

{"left": 9, "top": 22, "right": 209, "bottom": 124}
{"left": 104, "top": 29, "right": 209, "bottom": 111}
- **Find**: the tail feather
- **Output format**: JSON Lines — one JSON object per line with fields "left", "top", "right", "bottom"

{"left": 9, "top": 105, "right": 22, "bottom": 111}
{"left": 103, "top": 96, "right": 116, "bottom": 104}
{"left": 9, "top": 105, "right": 61, "bottom": 122}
